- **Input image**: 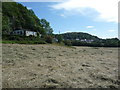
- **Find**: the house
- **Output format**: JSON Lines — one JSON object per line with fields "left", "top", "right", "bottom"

{"left": 12, "top": 29, "right": 39, "bottom": 37}
{"left": 80, "top": 39, "right": 87, "bottom": 42}
{"left": 53, "top": 38, "right": 58, "bottom": 42}
{"left": 80, "top": 39, "right": 94, "bottom": 43}
{"left": 76, "top": 38, "right": 79, "bottom": 41}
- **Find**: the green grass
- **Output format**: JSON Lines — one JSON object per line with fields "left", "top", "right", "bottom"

{"left": 2, "top": 40, "right": 46, "bottom": 44}
{"left": 2, "top": 40, "right": 17, "bottom": 44}
{"left": 2, "top": 35, "right": 47, "bottom": 44}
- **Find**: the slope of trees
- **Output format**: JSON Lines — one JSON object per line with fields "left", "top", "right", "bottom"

{"left": 60, "top": 32, "right": 100, "bottom": 41}
{"left": 2, "top": 2, "right": 53, "bottom": 35}
{"left": 55, "top": 32, "right": 120, "bottom": 47}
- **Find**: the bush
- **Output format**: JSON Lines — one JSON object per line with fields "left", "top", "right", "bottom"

{"left": 57, "top": 35, "right": 63, "bottom": 43}
{"left": 2, "top": 34, "right": 46, "bottom": 44}
{"left": 33, "top": 41, "right": 46, "bottom": 44}
{"left": 63, "top": 40, "right": 72, "bottom": 46}
{"left": 44, "top": 35, "right": 53, "bottom": 44}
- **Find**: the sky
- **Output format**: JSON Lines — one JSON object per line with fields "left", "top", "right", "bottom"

{"left": 16, "top": 0, "right": 119, "bottom": 39}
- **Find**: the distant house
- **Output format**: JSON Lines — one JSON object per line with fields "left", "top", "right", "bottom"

{"left": 80, "top": 39, "right": 87, "bottom": 42}
{"left": 53, "top": 38, "right": 58, "bottom": 42}
{"left": 80, "top": 39, "right": 94, "bottom": 43}
{"left": 11, "top": 29, "right": 40, "bottom": 37}
{"left": 76, "top": 38, "right": 79, "bottom": 41}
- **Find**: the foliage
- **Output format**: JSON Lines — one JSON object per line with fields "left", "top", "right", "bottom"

{"left": 55, "top": 32, "right": 120, "bottom": 47}
{"left": 2, "top": 34, "right": 46, "bottom": 44}
{"left": 2, "top": 2, "right": 53, "bottom": 36}
{"left": 71, "top": 40, "right": 120, "bottom": 47}
{"left": 60, "top": 32, "right": 100, "bottom": 41}
{"left": 44, "top": 35, "right": 53, "bottom": 44}
{"left": 63, "top": 40, "right": 72, "bottom": 46}
{"left": 40, "top": 19, "right": 53, "bottom": 35}
{"left": 56, "top": 35, "right": 63, "bottom": 43}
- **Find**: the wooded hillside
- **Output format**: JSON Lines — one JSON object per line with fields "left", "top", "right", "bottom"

{"left": 2, "top": 2, "right": 53, "bottom": 35}
{"left": 55, "top": 32, "right": 120, "bottom": 47}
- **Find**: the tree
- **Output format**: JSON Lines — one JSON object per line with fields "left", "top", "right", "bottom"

{"left": 2, "top": 16, "right": 11, "bottom": 34}
{"left": 57, "top": 35, "right": 63, "bottom": 43}
{"left": 40, "top": 19, "right": 53, "bottom": 35}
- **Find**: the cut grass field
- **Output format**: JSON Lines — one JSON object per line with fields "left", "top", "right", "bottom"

{"left": 2, "top": 44, "right": 119, "bottom": 88}
{"left": 2, "top": 44, "right": 120, "bottom": 88}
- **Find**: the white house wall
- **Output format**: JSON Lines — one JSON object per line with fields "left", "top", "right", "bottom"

{"left": 33, "top": 32, "right": 37, "bottom": 37}
{"left": 26, "top": 31, "right": 37, "bottom": 36}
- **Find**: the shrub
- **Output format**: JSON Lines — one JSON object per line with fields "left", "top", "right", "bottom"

{"left": 57, "top": 35, "right": 63, "bottom": 43}
{"left": 63, "top": 40, "right": 72, "bottom": 46}
{"left": 45, "top": 35, "right": 53, "bottom": 44}
{"left": 2, "top": 34, "right": 46, "bottom": 44}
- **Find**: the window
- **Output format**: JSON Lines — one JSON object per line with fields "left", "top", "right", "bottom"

{"left": 17, "top": 31, "right": 19, "bottom": 34}
{"left": 20, "top": 31, "right": 22, "bottom": 35}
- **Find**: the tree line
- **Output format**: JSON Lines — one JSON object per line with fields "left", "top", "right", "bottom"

{"left": 55, "top": 32, "right": 120, "bottom": 47}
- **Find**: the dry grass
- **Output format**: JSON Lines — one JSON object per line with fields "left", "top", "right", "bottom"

{"left": 2, "top": 44, "right": 119, "bottom": 88}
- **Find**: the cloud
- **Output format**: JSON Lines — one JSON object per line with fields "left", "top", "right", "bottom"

{"left": 14, "top": 0, "right": 64, "bottom": 2}
{"left": 64, "top": 31, "right": 72, "bottom": 33}
{"left": 63, "top": 29, "right": 81, "bottom": 33}
{"left": 27, "top": 7, "right": 32, "bottom": 10}
{"left": 50, "top": 0, "right": 119, "bottom": 23}
{"left": 93, "top": 29, "right": 97, "bottom": 30}
{"left": 100, "top": 36, "right": 117, "bottom": 39}
{"left": 60, "top": 14, "right": 66, "bottom": 17}
{"left": 86, "top": 26, "right": 94, "bottom": 29}
{"left": 108, "top": 30, "right": 116, "bottom": 32}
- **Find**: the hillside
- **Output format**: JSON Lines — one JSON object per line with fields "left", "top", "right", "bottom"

{"left": 2, "top": 2, "right": 53, "bottom": 35}
{"left": 61, "top": 32, "right": 100, "bottom": 41}
{"left": 55, "top": 32, "right": 120, "bottom": 47}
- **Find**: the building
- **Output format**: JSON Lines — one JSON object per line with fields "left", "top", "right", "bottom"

{"left": 80, "top": 39, "right": 87, "bottom": 42}
{"left": 76, "top": 38, "right": 80, "bottom": 41}
{"left": 53, "top": 38, "right": 58, "bottom": 42}
{"left": 80, "top": 39, "right": 94, "bottom": 43}
{"left": 12, "top": 29, "right": 38, "bottom": 37}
